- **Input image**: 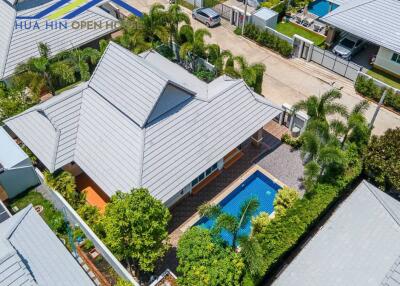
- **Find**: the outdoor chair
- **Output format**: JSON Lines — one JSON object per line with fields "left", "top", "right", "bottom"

{"left": 302, "top": 17, "right": 314, "bottom": 27}
{"left": 295, "top": 15, "right": 304, "bottom": 24}
{"left": 313, "top": 23, "right": 324, "bottom": 33}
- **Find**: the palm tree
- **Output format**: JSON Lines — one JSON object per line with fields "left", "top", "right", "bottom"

{"left": 56, "top": 47, "right": 100, "bottom": 81}
{"left": 292, "top": 89, "right": 348, "bottom": 122}
{"left": 166, "top": 4, "right": 189, "bottom": 60}
{"left": 199, "top": 198, "right": 259, "bottom": 249}
{"left": 330, "top": 100, "right": 370, "bottom": 149}
{"left": 207, "top": 44, "right": 233, "bottom": 76}
{"left": 13, "top": 43, "right": 75, "bottom": 97}
{"left": 117, "top": 16, "right": 151, "bottom": 54}
{"left": 140, "top": 4, "right": 168, "bottom": 45}
{"left": 179, "top": 25, "right": 211, "bottom": 71}
{"left": 231, "top": 56, "right": 266, "bottom": 94}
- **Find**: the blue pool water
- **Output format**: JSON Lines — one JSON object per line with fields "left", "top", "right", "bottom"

{"left": 308, "top": 0, "right": 338, "bottom": 17}
{"left": 196, "top": 170, "right": 281, "bottom": 244}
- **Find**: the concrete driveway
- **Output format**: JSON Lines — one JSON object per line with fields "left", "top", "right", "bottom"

{"left": 122, "top": 0, "right": 400, "bottom": 135}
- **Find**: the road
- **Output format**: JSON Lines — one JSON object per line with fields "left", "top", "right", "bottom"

{"left": 124, "top": 0, "right": 400, "bottom": 135}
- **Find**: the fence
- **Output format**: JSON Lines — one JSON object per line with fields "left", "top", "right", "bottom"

{"left": 184, "top": 0, "right": 203, "bottom": 8}
{"left": 35, "top": 169, "right": 139, "bottom": 286}
{"left": 213, "top": 3, "right": 232, "bottom": 20}
{"left": 310, "top": 46, "right": 362, "bottom": 81}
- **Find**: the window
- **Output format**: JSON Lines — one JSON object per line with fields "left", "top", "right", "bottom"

{"left": 391, "top": 53, "right": 400, "bottom": 64}
{"left": 191, "top": 162, "right": 219, "bottom": 187}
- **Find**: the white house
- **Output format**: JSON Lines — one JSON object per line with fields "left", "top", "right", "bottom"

{"left": 4, "top": 42, "right": 282, "bottom": 208}
{"left": 322, "top": 0, "right": 400, "bottom": 78}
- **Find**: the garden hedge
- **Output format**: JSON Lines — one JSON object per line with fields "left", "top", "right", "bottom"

{"left": 355, "top": 75, "right": 400, "bottom": 112}
{"left": 247, "top": 156, "right": 362, "bottom": 285}
{"left": 240, "top": 24, "right": 293, "bottom": 58}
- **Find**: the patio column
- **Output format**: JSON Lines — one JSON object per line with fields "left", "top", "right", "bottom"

{"left": 279, "top": 111, "right": 284, "bottom": 125}
{"left": 251, "top": 128, "right": 264, "bottom": 147}
{"left": 325, "top": 26, "right": 336, "bottom": 47}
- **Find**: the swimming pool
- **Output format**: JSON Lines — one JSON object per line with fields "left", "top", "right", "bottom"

{"left": 196, "top": 170, "right": 281, "bottom": 244}
{"left": 308, "top": 0, "right": 338, "bottom": 17}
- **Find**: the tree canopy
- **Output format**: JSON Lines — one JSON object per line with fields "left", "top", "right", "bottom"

{"left": 177, "top": 227, "right": 244, "bottom": 286}
{"left": 103, "top": 188, "right": 171, "bottom": 273}
{"left": 364, "top": 127, "right": 400, "bottom": 192}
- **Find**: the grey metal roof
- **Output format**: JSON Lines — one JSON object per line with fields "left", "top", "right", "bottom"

{"left": 5, "top": 43, "right": 282, "bottom": 201}
{"left": 322, "top": 0, "right": 400, "bottom": 53}
{"left": 0, "top": 205, "right": 95, "bottom": 286}
{"left": 0, "top": 0, "right": 117, "bottom": 80}
{"left": 253, "top": 7, "right": 278, "bottom": 20}
{"left": 0, "top": 127, "right": 28, "bottom": 169}
{"left": 272, "top": 180, "right": 400, "bottom": 286}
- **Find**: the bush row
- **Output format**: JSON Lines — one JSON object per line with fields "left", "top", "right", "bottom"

{"left": 281, "top": 133, "right": 303, "bottom": 149}
{"left": 248, "top": 156, "right": 362, "bottom": 285}
{"left": 355, "top": 75, "right": 400, "bottom": 112}
{"left": 239, "top": 24, "right": 293, "bottom": 58}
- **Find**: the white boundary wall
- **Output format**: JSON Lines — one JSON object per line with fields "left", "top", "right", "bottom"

{"left": 35, "top": 169, "right": 139, "bottom": 286}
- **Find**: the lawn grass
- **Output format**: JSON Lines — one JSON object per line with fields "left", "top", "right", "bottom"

{"left": 275, "top": 22, "right": 326, "bottom": 47}
{"left": 9, "top": 190, "right": 67, "bottom": 235}
{"left": 367, "top": 68, "right": 400, "bottom": 90}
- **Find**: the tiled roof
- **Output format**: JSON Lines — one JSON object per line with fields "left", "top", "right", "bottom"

{"left": 5, "top": 42, "right": 282, "bottom": 202}
{"left": 322, "top": 0, "right": 400, "bottom": 53}
{"left": 272, "top": 180, "right": 400, "bottom": 286}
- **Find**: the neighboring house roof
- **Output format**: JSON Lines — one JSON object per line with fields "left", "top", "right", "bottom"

{"left": 0, "top": 0, "right": 117, "bottom": 80}
{"left": 272, "top": 180, "right": 400, "bottom": 286}
{"left": 0, "top": 205, "right": 95, "bottom": 286}
{"left": 322, "top": 0, "right": 400, "bottom": 54}
{"left": 0, "top": 127, "right": 28, "bottom": 169}
{"left": 5, "top": 42, "right": 282, "bottom": 203}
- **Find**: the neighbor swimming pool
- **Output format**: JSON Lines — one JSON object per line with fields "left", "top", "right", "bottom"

{"left": 308, "top": 0, "right": 338, "bottom": 17}
{"left": 196, "top": 170, "right": 281, "bottom": 244}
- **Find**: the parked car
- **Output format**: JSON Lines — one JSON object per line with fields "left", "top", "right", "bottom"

{"left": 192, "top": 8, "right": 221, "bottom": 27}
{"left": 332, "top": 35, "right": 365, "bottom": 60}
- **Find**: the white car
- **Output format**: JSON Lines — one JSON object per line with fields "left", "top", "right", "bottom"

{"left": 332, "top": 35, "right": 365, "bottom": 60}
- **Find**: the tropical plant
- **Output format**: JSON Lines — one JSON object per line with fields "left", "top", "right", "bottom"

{"left": 364, "top": 128, "right": 400, "bottom": 192}
{"left": 116, "top": 16, "right": 152, "bottom": 53}
{"left": 292, "top": 89, "right": 348, "bottom": 122}
{"left": 330, "top": 100, "right": 370, "bottom": 149}
{"left": 199, "top": 198, "right": 259, "bottom": 249}
{"left": 232, "top": 56, "right": 266, "bottom": 94}
{"left": 44, "top": 170, "right": 85, "bottom": 209}
{"left": 77, "top": 204, "right": 104, "bottom": 237}
{"left": 207, "top": 44, "right": 233, "bottom": 75}
{"left": 273, "top": 186, "right": 299, "bottom": 217}
{"left": 56, "top": 47, "right": 100, "bottom": 81}
{"left": 140, "top": 4, "right": 169, "bottom": 45}
{"left": 166, "top": 4, "right": 189, "bottom": 60}
{"left": 250, "top": 212, "right": 270, "bottom": 236}
{"left": 177, "top": 227, "right": 244, "bottom": 286}
{"left": 179, "top": 25, "right": 211, "bottom": 71}
{"left": 103, "top": 189, "right": 171, "bottom": 274}
{"left": 13, "top": 43, "right": 75, "bottom": 96}
{"left": 239, "top": 236, "right": 264, "bottom": 277}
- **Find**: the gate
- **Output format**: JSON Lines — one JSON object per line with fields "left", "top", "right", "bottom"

{"left": 213, "top": 4, "right": 231, "bottom": 21}
{"left": 310, "top": 46, "right": 362, "bottom": 81}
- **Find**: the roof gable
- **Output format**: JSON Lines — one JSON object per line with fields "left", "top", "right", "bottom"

{"left": 322, "top": 0, "right": 400, "bottom": 53}
{"left": 0, "top": 127, "right": 28, "bottom": 169}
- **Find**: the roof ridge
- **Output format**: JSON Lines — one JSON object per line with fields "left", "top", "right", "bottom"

{"left": 364, "top": 180, "right": 400, "bottom": 228}
{"left": 323, "top": 0, "right": 376, "bottom": 18}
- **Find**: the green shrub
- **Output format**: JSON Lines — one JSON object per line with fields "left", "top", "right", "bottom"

{"left": 273, "top": 186, "right": 299, "bottom": 217}
{"left": 248, "top": 157, "right": 362, "bottom": 284}
{"left": 243, "top": 24, "right": 293, "bottom": 58}
{"left": 281, "top": 133, "right": 303, "bottom": 148}
{"left": 384, "top": 88, "right": 400, "bottom": 112}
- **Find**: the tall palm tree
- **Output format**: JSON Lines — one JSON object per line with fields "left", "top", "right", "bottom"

{"left": 231, "top": 56, "right": 266, "bottom": 94}
{"left": 117, "top": 16, "right": 152, "bottom": 54}
{"left": 13, "top": 43, "right": 75, "bottom": 97}
{"left": 140, "top": 4, "right": 168, "bottom": 45}
{"left": 207, "top": 44, "right": 233, "bottom": 76}
{"left": 199, "top": 198, "right": 259, "bottom": 249}
{"left": 330, "top": 100, "right": 370, "bottom": 149}
{"left": 166, "top": 4, "right": 189, "bottom": 60}
{"left": 179, "top": 25, "right": 211, "bottom": 71}
{"left": 292, "top": 89, "right": 348, "bottom": 122}
{"left": 56, "top": 47, "right": 100, "bottom": 81}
